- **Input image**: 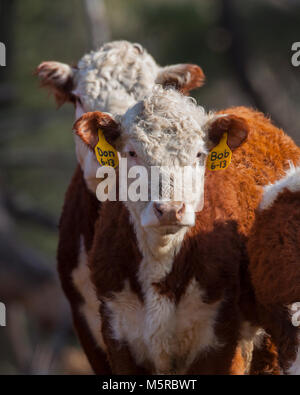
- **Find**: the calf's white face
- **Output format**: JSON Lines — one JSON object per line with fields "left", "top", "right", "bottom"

{"left": 75, "top": 87, "right": 249, "bottom": 233}
{"left": 118, "top": 92, "right": 209, "bottom": 230}
{"left": 36, "top": 41, "right": 205, "bottom": 193}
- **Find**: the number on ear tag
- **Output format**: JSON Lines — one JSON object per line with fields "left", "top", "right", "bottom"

{"left": 94, "top": 129, "right": 119, "bottom": 168}
{"left": 207, "top": 132, "right": 232, "bottom": 171}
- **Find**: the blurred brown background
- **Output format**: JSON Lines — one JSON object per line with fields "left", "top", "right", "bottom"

{"left": 0, "top": 0, "right": 299, "bottom": 374}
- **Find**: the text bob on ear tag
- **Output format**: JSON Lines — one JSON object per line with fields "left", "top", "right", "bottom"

{"left": 94, "top": 129, "right": 119, "bottom": 168}
{"left": 207, "top": 132, "right": 232, "bottom": 171}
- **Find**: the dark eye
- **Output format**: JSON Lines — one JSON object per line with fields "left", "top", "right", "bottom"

{"left": 197, "top": 152, "right": 202, "bottom": 158}
{"left": 129, "top": 151, "right": 137, "bottom": 158}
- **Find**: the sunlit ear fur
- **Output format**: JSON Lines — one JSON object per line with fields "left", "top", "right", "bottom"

{"left": 207, "top": 114, "right": 249, "bottom": 151}
{"left": 35, "top": 61, "right": 75, "bottom": 107}
{"left": 156, "top": 64, "right": 205, "bottom": 94}
{"left": 73, "top": 111, "right": 121, "bottom": 150}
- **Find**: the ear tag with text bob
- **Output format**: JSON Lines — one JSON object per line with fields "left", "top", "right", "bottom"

{"left": 94, "top": 129, "right": 119, "bottom": 168}
{"left": 207, "top": 132, "right": 232, "bottom": 171}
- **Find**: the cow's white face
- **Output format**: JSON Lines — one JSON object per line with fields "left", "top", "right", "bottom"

{"left": 118, "top": 93, "right": 209, "bottom": 231}
{"left": 36, "top": 41, "right": 205, "bottom": 193}
{"left": 74, "top": 87, "right": 249, "bottom": 234}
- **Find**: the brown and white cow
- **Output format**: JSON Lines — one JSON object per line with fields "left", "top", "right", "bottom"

{"left": 36, "top": 41, "right": 205, "bottom": 374}
{"left": 74, "top": 87, "right": 300, "bottom": 374}
{"left": 248, "top": 166, "right": 300, "bottom": 374}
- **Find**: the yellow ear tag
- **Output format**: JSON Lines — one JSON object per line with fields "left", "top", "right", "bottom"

{"left": 94, "top": 129, "right": 119, "bottom": 168}
{"left": 207, "top": 132, "right": 232, "bottom": 171}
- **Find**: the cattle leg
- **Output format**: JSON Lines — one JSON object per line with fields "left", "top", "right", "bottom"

{"left": 71, "top": 308, "right": 111, "bottom": 374}
{"left": 256, "top": 305, "right": 299, "bottom": 374}
{"left": 250, "top": 333, "right": 280, "bottom": 375}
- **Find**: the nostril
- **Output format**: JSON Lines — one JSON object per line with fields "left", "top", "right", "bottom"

{"left": 176, "top": 203, "right": 186, "bottom": 220}
{"left": 178, "top": 203, "right": 186, "bottom": 214}
{"left": 154, "top": 203, "right": 164, "bottom": 218}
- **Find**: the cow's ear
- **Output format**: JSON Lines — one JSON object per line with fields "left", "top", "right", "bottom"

{"left": 156, "top": 64, "right": 205, "bottom": 94}
{"left": 207, "top": 114, "right": 249, "bottom": 151}
{"left": 35, "top": 61, "right": 75, "bottom": 107}
{"left": 73, "top": 111, "right": 121, "bottom": 150}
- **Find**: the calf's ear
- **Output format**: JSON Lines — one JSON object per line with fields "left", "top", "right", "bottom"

{"left": 35, "top": 61, "right": 75, "bottom": 107}
{"left": 156, "top": 64, "right": 205, "bottom": 94}
{"left": 207, "top": 114, "right": 249, "bottom": 150}
{"left": 73, "top": 111, "right": 121, "bottom": 150}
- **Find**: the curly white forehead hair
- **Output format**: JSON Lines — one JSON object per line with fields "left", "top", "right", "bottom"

{"left": 120, "top": 86, "right": 209, "bottom": 166}
{"left": 74, "top": 41, "right": 160, "bottom": 114}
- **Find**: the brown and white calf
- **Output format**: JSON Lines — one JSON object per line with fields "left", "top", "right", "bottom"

{"left": 74, "top": 87, "right": 300, "bottom": 374}
{"left": 36, "top": 41, "right": 205, "bottom": 373}
{"left": 248, "top": 166, "right": 300, "bottom": 374}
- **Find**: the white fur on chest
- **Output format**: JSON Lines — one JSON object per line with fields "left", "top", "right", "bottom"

{"left": 104, "top": 219, "right": 221, "bottom": 373}
{"left": 72, "top": 236, "right": 106, "bottom": 351}
{"left": 106, "top": 278, "right": 221, "bottom": 374}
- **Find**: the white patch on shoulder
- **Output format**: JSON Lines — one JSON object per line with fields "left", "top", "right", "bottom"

{"left": 260, "top": 165, "right": 300, "bottom": 210}
{"left": 72, "top": 236, "right": 106, "bottom": 351}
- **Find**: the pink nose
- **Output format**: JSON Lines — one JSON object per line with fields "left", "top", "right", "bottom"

{"left": 153, "top": 202, "right": 186, "bottom": 224}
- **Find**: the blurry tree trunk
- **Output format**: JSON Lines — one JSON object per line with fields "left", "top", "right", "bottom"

{"left": 220, "top": 0, "right": 284, "bottom": 128}
{"left": 83, "top": 0, "right": 111, "bottom": 50}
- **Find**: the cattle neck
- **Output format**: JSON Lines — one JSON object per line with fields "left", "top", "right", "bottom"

{"left": 129, "top": 207, "right": 189, "bottom": 272}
